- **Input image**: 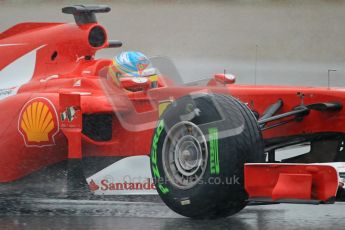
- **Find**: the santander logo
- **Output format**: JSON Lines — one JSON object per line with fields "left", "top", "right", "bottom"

{"left": 88, "top": 180, "right": 100, "bottom": 191}
{"left": 89, "top": 178, "right": 156, "bottom": 192}
{"left": 86, "top": 156, "right": 158, "bottom": 195}
{"left": 101, "top": 178, "right": 156, "bottom": 191}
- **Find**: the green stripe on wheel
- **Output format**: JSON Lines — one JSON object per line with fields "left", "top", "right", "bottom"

{"left": 209, "top": 128, "right": 220, "bottom": 175}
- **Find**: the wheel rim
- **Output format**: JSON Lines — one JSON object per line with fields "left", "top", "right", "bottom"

{"left": 162, "top": 121, "right": 208, "bottom": 189}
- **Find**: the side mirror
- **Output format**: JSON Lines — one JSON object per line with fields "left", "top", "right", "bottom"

{"left": 214, "top": 73, "right": 236, "bottom": 84}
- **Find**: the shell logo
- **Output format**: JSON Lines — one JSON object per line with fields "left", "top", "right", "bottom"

{"left": 18, "top": 97, "right": 59, "bottom": 147}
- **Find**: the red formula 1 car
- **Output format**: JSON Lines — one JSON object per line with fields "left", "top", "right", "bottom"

{"left": 0, "top": 5, "right": 344, "bottom": 218}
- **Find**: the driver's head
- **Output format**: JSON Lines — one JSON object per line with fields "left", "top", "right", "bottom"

{"left": 108, "top": 51, "right": 159, "bottom": 88}
{"left": 113, "top": 51, "right": 150, "bottom": 77}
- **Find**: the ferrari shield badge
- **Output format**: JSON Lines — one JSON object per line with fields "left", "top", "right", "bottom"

{"left": 18, "top": 97, "right": 59, "bottom": 147}
{"left": 158, "top": 100, "right": 173, "bottom": 117}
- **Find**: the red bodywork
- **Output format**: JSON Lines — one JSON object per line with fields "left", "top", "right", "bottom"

{"left": 245, "top": 164, "right": 338, "bottom": 203}
{"left": 0, "top": 17, "right": 344, "bottom": 202}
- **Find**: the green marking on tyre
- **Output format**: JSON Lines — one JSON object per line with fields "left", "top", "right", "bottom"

{"left": 151, "top": 120, "right": 170, "bottom": 194}
{"left": 209, "top": 127, "right": 220, "bottom": 174}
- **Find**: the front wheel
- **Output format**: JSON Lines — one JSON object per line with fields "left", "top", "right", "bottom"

{"left": 150, "top": 94, "right": 264, "bottom": 218}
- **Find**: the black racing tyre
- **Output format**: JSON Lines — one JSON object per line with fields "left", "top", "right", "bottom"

{"left": 150, "top": 93, "right": 264, "bottom": 219}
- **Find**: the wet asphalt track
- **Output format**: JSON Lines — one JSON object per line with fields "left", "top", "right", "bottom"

{"left": 0, "top": 198, "right": 345, "bottom": 230}
{"left": 2, "top": 0, "right": 345, "bottom": 229}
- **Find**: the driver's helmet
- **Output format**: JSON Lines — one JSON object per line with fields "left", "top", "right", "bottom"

{"left": 108, "top": 51, "right": 159, "bottom": 88}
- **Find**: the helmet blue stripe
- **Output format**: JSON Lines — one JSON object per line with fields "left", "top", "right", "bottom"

{"left": 113, "top": 51, "right": 150, "bottom": 77}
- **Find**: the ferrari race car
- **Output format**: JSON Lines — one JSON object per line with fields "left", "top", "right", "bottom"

{"left": 1, "top": 4, "right": 345, "bottom": 218}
